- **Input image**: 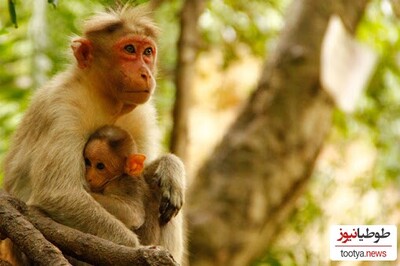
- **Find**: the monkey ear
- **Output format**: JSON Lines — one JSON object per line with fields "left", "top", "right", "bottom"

{"left": 71, "top": 38, "right": 93, "bottom": 69}
{"left": 125, "top": 154, "right": 146, "bottom": 176}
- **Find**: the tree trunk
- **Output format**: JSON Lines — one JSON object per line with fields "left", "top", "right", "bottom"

{"left": 170, "top": 0, "right": 206, "bottom": 163}
{"left": 187, "top": 0, "right": 369, "bottom": 265}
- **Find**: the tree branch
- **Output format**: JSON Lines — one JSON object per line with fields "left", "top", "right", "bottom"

{"left": 170, "top": 0, "right": 206, "bottom": 163}
{"left": 187, "top": 0, "right": 371, "bottom": 265}
{"left": 0, "top": 191, "right": 68, "bottom": 265}
{"left": 0, "top": 190, "right": 177, "bottom": 266}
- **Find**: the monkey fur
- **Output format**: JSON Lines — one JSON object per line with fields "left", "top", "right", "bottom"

{"left": 84, "top": 125, "right": 161, "bottom": 245}
{"left": 3, "top": 5, "right": 185, "bottom": 264}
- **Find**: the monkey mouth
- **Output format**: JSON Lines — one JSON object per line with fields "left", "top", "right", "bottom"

{"left": 126, "top": 90, "right": 150, "bottom": 94}
{"left": 124, "top": 89, "right": 152, "bottom": 104}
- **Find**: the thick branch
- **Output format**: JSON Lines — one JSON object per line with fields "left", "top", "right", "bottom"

{"left": 0, "top": 191, "right": 177, "bottom": 266}
{"left": 0, "top": 191, "right": 69, "bottom": 266}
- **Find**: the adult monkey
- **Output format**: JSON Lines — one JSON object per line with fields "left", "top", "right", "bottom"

{"left": 3, "top": 4, "right": 185, "bottom": 264}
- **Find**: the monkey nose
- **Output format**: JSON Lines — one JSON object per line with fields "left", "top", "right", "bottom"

{"left": 139, "top": 67, "right": 150, "bottom": 81}
{"left": 140, "top": 71, "right": 149, "bottom": 81}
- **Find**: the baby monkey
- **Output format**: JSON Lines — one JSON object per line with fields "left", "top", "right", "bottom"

{"left": 84, "top": 125, "right": 161, "bottom": 245}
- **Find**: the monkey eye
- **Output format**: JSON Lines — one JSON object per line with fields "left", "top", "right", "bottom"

{"left": 84, "top": 158, "right": 91, "bottom": 167}
{"left": 96, "top": 162, "right": 105, "bottom": 170}
{"left": 124, "top": 44, "right": 136, "bottom": 54}
{"left": 143, "top": 47, "right": 153, "bottom": 56}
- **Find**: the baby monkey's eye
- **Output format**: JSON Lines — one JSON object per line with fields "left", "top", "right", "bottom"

{"left": 124, "top": 44, "right": 136, "bottom": 54}
{"left": 96, "top": 162, "right": 105, "bottom": 170}
{"left": 84, "top": 158, "right": 91, "bottom": 167}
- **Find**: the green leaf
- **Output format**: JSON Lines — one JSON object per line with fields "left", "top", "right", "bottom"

{"left": 48, "top": 0, "right": 58, "bottom": 8}
{"left": 0, "top": 28, "right": 9, "bottom": 35}
{"left": 8, "top": 0, "right": 18, "bottom": 28}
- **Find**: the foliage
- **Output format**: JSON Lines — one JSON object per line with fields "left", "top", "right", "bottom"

{"left": 255, "top": 0, "right": 400, "bottom": 265}
{"left": 8, "top": 0, "right": 18, "bottom": 28}
{"left": 356, "top": 0, "right": 400, "bottom": 185}
{"left": 1, "top": 0, "right": 32, "bottom": 180}
{"left": 200, "top": 0, "right": 288, "bottom": 66}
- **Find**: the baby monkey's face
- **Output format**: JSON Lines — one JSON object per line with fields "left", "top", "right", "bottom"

{"left": 84, "top": 139, "right": 125, "bottom": 192}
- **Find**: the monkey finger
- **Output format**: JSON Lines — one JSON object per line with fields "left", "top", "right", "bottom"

{"left": 159, "top": 197, "right": 170, "bottom": 214}
{"left": 159, "top": 196, "right": 180, "bottom": 224}
{"left": 160, "top": 206, "right": 178, "bottom": 225}
{"left": 158, "top": 180, "right": 184, "bottom": 210}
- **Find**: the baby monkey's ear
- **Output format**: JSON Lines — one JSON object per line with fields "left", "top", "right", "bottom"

{"left": 125, "top": 154, "right": 147, "bottom": 176}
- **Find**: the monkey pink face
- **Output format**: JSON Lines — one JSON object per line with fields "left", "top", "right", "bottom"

{"left": 84, "top": 140, "right": 125, "bottom": 192}
{"left": 113, "top": 36, "right": 157, "bottom": 105}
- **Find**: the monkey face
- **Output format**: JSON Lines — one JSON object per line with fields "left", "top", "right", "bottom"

{"left": 113, "top": 35, "right": 157, "bottom": 105}
{"left": 84, "top": 139, "right": 125, "bottom": 192}
{"left": 72, "top": 34, "right": 157, "bottom": 107}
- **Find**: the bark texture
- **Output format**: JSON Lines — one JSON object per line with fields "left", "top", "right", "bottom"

{"left": 187, "top": 0, "right": 369, "bottom": 265}
{"left": 0, "top": 190, "right": 177, "bottom": 266}
{"left": 170, "top": 0, "right": 206, "bottom": 163}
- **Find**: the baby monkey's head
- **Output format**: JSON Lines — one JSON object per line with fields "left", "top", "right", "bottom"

{"left": 84, "top": 125, "right": 146, "bottom": 192}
